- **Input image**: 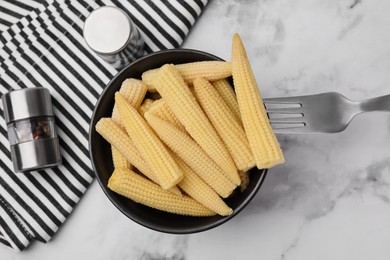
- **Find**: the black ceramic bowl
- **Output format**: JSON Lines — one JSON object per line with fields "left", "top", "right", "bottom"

{"left": 89, "top": 49, "right": 267, "bottom": 233}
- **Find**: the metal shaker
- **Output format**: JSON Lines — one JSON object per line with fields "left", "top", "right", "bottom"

{"left": 2, "top": 88, "right": 62, "bottom": 173}
{"left": 83, "top": 6, "right": 144, "bottom": 69}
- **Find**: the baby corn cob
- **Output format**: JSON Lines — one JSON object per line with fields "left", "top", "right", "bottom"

{"left": 176, "top": 61, "right": 232, "bottom": 83}
{"left": 138, "top": 98, "right": 154, "bottom": 116}
{"left": 194, "top": 78, "right": 255, "bottom": 171}
{"left": 155, "top": 64, "right": 239, "bottom": 184}
{"left": 147, "top": 99, "right": 185, "bottom": 132}
{"left": 120, "top": 78, "right": 148, "bottom": 109}
{"left": 232, "top": 33, "right": 285, "bottom": 169}
{"left": 108, "top": 169, "right": 215, "bottom": 216}
{"left": 96, "top": 118, "right": 155, "bottom": 178}
{"left": 116, "top": 93, "right": 183, "bottom": 189}
{"left": 145, "top": 107, "right": 232, "bottom": 214}
{"left": 212, "top": 79, "right": 241, "bottom": 122}
{"left": 95, "top": 118, "right": 181, "bottom": 196}
{"left": 111, "top": 78, "right": 147, "bottom": 169}
{"left": 111, "top": 147, "right": 132, "bottom": 170}
{"left": 142, "top": 61, "right": 232, "bottom": 92}
{"left": 145, "top": 113, "right": 236, "bottom": 198}
{"left": 141, "top": 71, "right": 159, "bottom": 93}
{"left": 111, "top": 78, "right": 148, "bottom": 125}
{"left": 175, "top": 156, "right": 233, "bottom": 216}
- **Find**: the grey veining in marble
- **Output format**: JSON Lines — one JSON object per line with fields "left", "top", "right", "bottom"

{"left": 1, "top": 0, "right": 390, "bottom": 259}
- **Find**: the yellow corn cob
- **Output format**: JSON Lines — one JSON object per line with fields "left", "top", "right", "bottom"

{"left": 145, "top": 113, "right": 236, "bottom": 198}
{"left": 142, "top": 106, "right": 225, "bottom": 209}
{"left": 138, "top": 98, "right": 154, "bottom": 117}
{"left": 147, "top": 99, "right": 185, "bottom": 132}
{"left": 155, "top": 64, "right": 240, "bottom": 184}
{"left": 194, "top": 78, "right": 255, "bottom": 171}
{"left": 212, "top": 79, "right": 241, "bottom": 122}
{"left": 111, "top": 147, "right": 132, "bottom": 169}
{"left": 232, "top": 33, "right": 285, "bottom": 168}
{"left": 96, "top": 118, "right": 155, "bottom": 178}
{"left": 95, "top": 118, "right": 182, "bottom": 196}
{"left": 176, "top": 61, "right": 232, "bottom": 82}
{"left": 175, "top": 156, "right": 233, "bottom": 216}
{"left": 108, "top": 168, "right": 215, "bottom": 216}
{"left": 142, "top": 61, "right": 232, "bottom": 92}
{"left": 144, "top": 107, "right": 232, "bottom": 215}
{"left": 111, "top": 78, "right": 147, "bottom": 169}
{"left": 115, "top": 93, "right": 183, "bottom": 189}
{"left": 141, "top": 71, "right": 159, "bottom": 93}
{"left": 111, "top": 78, "right": 148, "bottom": 125}
{"left": 121, "top": 78, "right": 148, "bottom": 109}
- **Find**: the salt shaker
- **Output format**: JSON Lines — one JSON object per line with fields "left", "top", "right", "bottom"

{"left": 83, "top": 6, "right": 144, "bottom": 69}
{"left": 2, "top": 88, "right": 62, "bottom": 173}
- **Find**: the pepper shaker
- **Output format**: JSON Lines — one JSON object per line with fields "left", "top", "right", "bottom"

{"left": 2, "top": 88, "right": 62, "bottom": 173}
{"left": 83, "top": 6, "right": 144, "bottom": 69}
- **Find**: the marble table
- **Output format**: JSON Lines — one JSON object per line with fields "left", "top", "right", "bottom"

{"left": 1, "top": 0, "right": 390, "bottom": 259}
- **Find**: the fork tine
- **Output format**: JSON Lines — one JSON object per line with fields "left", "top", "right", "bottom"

{"left": 269, "top": 117, "right": 306, "bottom": 124}
{"left": 265, "top": 107, "right": 303, "bottom": 113}
{"left": 270, "top": 122, "right": 309, "bottom": 134}
{"left": 268, "top": 112, "right": 303, "bottom": 119}
{"left": 263, "top": 97, "right": 302, "bottom": 104}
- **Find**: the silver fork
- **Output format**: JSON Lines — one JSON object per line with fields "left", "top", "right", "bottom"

{"left": 263, "top": 92, "right": 390, "bottom": 134}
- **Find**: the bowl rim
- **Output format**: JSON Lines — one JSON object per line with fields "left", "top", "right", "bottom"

{"left": 89, "top": 48, "right": 268, "bottom": 234}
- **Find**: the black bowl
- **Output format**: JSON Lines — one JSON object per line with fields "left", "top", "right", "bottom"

{"left": 89, "top": 49, "right": 267, "bottom": 234}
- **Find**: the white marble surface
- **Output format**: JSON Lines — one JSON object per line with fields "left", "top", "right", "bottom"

{"left": 2, "top": 0, "right": 390, "bottom": 259}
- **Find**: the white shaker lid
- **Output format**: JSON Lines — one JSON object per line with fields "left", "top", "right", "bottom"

{"left": 83, "top": 6, "right": 131, "bottom": 54}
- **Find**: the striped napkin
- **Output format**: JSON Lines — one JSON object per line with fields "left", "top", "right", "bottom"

{"left": 0, "top": 0, "right": 208, "bottom": 251}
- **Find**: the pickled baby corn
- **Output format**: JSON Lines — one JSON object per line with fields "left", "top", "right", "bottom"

{"left": 142, "top": 61, "right": 232, "bottom": 92}
{"left": 194, "top": 78, "right": 255, "bottom": 171}
{"left": 116, "top": 93, "right": 183, "bottom": 189}
{"left": 155, "top": 64, "right": 239, "bottom": 184}
{"left": 212, "top": 79, "right": 241, "bottom": 122}
{"left": 111, "top": 78, "right": 147, "bottom": 169}
{"left": 111, "top": 78, "right": 148, "bottom": 125}
{"left": 146, "top": 102, "right": 232, "bottom": 214}
{"left": 138, "top": 98, "right": 154, "bottom": 116}
{"left": 175, "top": 157, "right": 233, "bottom": 216}
{"left": 176, "top": 61, "right": 232, "bottom": 82}
{"left": 111, "top": 147, "right": 132, "bottom": 170}
{"left": 108, "top": 169, "right": 215, "bottom": 216}
{"left": 147, "top": 99, "right": 185, "bottom": 132}
{"left": 96, "top": 118, "right": 155, "bottom": 180}
{"left": 145, "top": 113, "right": 236, "bottom": 198}
{"left": 95, "top": 118, "right": 181, "bottom": 196}
{"left": 232, "top": 33, "right": 284, "bottom": 168}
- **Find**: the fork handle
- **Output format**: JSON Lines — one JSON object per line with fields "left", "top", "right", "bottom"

{"left": 360, "top": 94, "right": 390, "bottom": 112}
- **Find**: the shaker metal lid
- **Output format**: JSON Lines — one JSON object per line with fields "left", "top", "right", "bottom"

{"left": 1, "top": 88, "right": 53, "bottom": 123}
{"left": 83, "top": 6, "right": 132, "bottom": 55}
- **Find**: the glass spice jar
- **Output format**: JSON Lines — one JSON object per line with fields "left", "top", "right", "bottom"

{"left": 83, "top": 6, "right": 144, "bottom": 69}
{"left": 1, "top": 88, "right": 62, "bottom": 173}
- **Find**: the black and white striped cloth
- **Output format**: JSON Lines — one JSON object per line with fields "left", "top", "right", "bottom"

{"left": 0, "top": 0, "right": 208, "bottom": 251}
